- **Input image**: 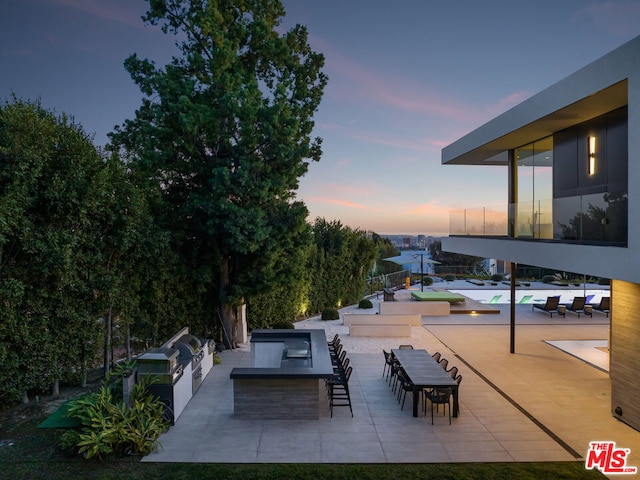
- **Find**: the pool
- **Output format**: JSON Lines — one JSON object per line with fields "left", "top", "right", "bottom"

{"left": 448, "top": 288, "right": 610, "bottom": 305}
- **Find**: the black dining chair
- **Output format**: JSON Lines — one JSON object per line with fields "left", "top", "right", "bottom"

{"left": 395, "top": 369, "right": 415, "bottom": 410}
{"left": 399, "top": 344, "right": 414, "bottom": 349}
{"left": 382, "top": 350, "right": 393, "bottom": 379}
{"left": 425, "top": 387, "right": 452, "bottom": 424}
{"left": 431, "top": 351, "right": 441, "bottom": 362}
{"left": 446, "top": 366, "right": 458, "bottom": 378}
{"left": 438, "top": 358, "right": 449, "bottom": 371}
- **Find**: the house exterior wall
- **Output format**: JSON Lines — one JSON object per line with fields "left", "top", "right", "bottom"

{"left": 441, "top": 35, "right": 640, "bottom": 432}
{"left": 610, "top": 280, "right": 640, "bottom": 430}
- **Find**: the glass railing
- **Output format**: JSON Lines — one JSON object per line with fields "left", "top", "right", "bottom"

{"left": 449, "top": 205, "right": 508, "bottom": 236}
{"left": 449, "top": 193, "right": 627, "bottom": 245}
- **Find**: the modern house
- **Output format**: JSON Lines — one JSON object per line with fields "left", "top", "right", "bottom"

{"left": 441, "top": 35, "right": 640, "bottom": 431}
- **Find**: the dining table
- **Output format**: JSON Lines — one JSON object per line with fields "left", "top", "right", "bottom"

{"left": 392, "top": 348, "right": 459, "bottom": 418}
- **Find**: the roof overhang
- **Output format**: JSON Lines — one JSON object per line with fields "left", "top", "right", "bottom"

{"left": 442, "top": 80, "right": 628, "bottom": 166}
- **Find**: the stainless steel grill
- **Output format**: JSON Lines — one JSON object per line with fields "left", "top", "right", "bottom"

{"left": 137, "top": 347, "right": 183, "bottom": 385}
{"left": 173, "top": 334, "right": 205, "bottom": 393}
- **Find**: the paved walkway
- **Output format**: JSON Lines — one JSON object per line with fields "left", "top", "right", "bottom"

{"left": 143, "top": 289, "right": 640, "bottom": 468}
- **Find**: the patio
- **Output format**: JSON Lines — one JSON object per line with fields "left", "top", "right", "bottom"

{"left": 142, "top": 291, "right": 640, "bottom": 466}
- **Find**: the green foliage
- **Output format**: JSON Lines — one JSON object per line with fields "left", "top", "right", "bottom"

{"left": 109, "top": 0, "right": 327, "bottom": 347}
{"left": 444, "top": 274, "right": 455, "bottom": 282}
{"left": 370, "top": 233, "right": 401, "bottom": 276}
{"left": 0, "top": 98, "right": 114, "bottom": 403}
{"left": 63, "top": 377, "right": 169, "bottom": 459}
{"left": 598, "top": 277, "right": 611, "bottom": 285}
{"left": 421, "top": 276, "right": 434, "bottom": 286}
{"left": 306, "top": 219, "right": 377, "bottom": 315}
{"left": 271, "top": 320, "right": 295, "bottom": 329}
{"left": 358, "top": 299, "right": 373, "bottom": 309}
{"left": 321, "top": 308, "right": 340, "bottom": 321}
{"left": 491, "top": 273, "right": 504, "bottom": 282}
{"left": 542, "top": 275, "right": 556, "bottom": 284}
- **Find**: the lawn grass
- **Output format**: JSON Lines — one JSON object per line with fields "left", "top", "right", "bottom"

{"left": 0, "top": 380, "right": 607, "bottom": 480}
{"left": 3, "top": 460, "right": 606, "bottom": 480}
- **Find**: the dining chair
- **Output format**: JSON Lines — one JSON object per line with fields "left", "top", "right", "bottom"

{"left": 438, "top": 358, "right": 449, "bottom": 371}
{"left": 395, "top": 369, "right": 415, "bottom": 410}
{"left": 382, "top": 350, "right": 393, "bottom": 378}
{"left": 431, "top": 351, "right": 441, "bottom": 362}
{"left": 425, "top": 387, "right": 452, "bottom": 424}
{"left": 399, "top": 344, "right": 414, "bottom": 349}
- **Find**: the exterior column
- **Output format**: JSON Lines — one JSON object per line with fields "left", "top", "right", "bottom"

{"left": 510, "top": 262, "right": 516, "bottom": 353}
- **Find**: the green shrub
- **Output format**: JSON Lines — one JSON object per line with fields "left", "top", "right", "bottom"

{"left": 421, "top": 276, "right": 434, "bottom": 286}
{"left": 598, "top": 277, "right": 611, "bottom": 285}
{"left": 321, "top": 308, "right": 340, "bottom": 320}
{"left": 491, "top": 273, "right": 503, "bottom": 282}
{"left": 542, "top": 275, "right": 555, "bottom": 284}
{"left": 62, "top": 376, "right": 169, "bottom": 459}
{"left": 272, "top": 320, "right": 295, "bottom": 329}
{"left": 444, "top": 274, "right": 455, "bottom": 282}
{"left": 358, "top": 299, "right": 373, "bottom": 309}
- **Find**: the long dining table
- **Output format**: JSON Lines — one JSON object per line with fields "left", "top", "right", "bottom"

{"left": 391, "top": 349, "right": 459, "bottom": 418}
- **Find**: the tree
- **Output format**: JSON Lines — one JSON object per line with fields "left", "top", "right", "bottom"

{"left": 109, "top": 0, "right": 327, "bottom": 347}
{"left": 0, "top": 99, "right": 107, "bottom": 402}
{"left": 306, "top": 219, "right": 377, "bottom": 314}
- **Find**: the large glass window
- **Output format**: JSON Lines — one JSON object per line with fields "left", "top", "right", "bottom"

{"left": 552, "top": 107, "right": 628, "bottom": 245}
{"left": 514, "top": 137, "right": 553, "bottom": 239}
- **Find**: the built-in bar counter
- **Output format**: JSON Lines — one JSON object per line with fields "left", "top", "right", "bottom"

{"left": 230, "top": 329, "right": 334, "bottom": 419}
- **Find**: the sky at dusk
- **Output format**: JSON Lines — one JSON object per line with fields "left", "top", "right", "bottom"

{"left": 2, "top": 0, "right": 640, "bottom": 235}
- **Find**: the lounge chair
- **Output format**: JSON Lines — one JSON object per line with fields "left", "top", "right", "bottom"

{"left": 564, "top": 296, "right": 592, "bottom": 317}
{"left": 593, "top": 297, "right": 611, "bottom": 317}
{"left": 532, "top": 296, "right": 564, "bottom": 317}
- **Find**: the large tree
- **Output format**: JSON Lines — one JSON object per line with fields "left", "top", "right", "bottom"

{"left": 110, "top": 0, "right": 327, "bottom": 346}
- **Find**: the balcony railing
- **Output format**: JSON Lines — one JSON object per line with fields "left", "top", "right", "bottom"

{"left": 449, "top": 193, "right": 627, "bottom": 245}
{"left": 449, "top": 205, "right": 508, "bottom": 236}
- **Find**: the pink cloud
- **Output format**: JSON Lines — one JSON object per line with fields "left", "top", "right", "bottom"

{"left": 306, "top": 196, "right": 383, "bottom": 212}
{"left": 316, "top": 39, "right": 487, "bottom": 125}
{"left": 485, "top": 91, "right": 531, "bottom": 115}
{"left": 399, "top": 201, "right": 450, "bottom": 219}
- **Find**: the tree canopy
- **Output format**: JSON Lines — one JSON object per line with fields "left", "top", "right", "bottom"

{"left": 110, "top": 0, "right": 327, "bottom": 346}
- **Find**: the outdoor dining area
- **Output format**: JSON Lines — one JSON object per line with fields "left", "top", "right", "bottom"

{"left": 383, "top": 346, "right": 462, "bottom": 424}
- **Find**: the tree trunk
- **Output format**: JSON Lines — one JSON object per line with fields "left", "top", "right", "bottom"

{"left": 125, "top": 324, "right": 131, "bottom": 362}
{"left": 103, "top": 306, "right": 112, "bottom": 378}
{"left": 51, "top": 378, "right": 59, "bottom": 396}
{"left": 219, "top": 258, "right": 237, "bottom": 349}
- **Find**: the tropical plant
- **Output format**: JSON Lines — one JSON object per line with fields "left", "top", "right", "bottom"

{"left": 63, "top": 376, "right": 168, "bottom": 459}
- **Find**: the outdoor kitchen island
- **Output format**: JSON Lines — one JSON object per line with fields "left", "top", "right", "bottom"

{"left": 229, "top": 329, "right": 334, "bottom": 419}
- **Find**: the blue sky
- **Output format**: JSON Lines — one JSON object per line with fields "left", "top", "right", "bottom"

{"left": 2, "top": 1, "right": 640, "bottom": 235}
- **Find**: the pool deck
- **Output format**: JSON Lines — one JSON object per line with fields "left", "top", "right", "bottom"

{"left": 143, "top": 283, "right": 640, "bottom": 469}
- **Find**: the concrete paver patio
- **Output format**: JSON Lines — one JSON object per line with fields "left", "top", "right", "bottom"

{"left": 143, "top": 288, "right": 640, "bottom": 468}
